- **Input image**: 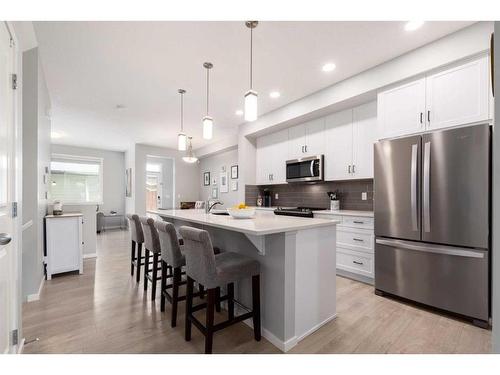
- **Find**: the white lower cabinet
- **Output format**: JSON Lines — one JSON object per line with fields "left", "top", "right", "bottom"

{"left": 45, "top": 213, "right": 84, "bottom": 280}
{"left": 315, "top": 212, "right": 374, "bottom": 282}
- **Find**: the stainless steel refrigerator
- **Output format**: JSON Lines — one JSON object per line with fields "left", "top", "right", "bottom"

{"left": 374, "top": 124, "right": 490, "bottom": 327}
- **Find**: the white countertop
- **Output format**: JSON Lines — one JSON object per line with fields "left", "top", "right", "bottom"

{"left": 45, "top": 212, "right": 83, "bottom": 219}
{"left": 253, "top": 206, "right": 373, "bottom": 218}
{"left": 148, "top": 209, "right": 339, "bottom": 236}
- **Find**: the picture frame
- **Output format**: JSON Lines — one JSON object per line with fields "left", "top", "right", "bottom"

{"left": 211, "top": 187, "right": 218, "bottom": 199}
{"left": 126, "top": 168, "right": 132, "bottom": 197}
{"left": 231, "top": 165, "right": 238, "bottom": 179}
{"left": 220, "top": 171, "right": 228, "bottom": 193}
{"left": 203, "top": 171, "right": 210, "bottom": 186}
{"left": 231, "top": 180, "right": 238, "bottom": 191}
{"left": 212, "top": 177, "right": 217, "bottom": 185}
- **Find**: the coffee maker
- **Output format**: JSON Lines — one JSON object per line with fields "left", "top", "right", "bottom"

{"left": 263, "top": 189, "right": 272, "bottom": 207}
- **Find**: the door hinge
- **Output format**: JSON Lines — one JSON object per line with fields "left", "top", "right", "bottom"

{"left": 12, "top": 202, "right": 18, "bottom": 218}
{"left": 11, "top": 329, "right": 18, "bottom": 346}
{"left": 11, "top": 74, "right": 17, "bottom": 90}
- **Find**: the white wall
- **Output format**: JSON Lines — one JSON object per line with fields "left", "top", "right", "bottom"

{"left": 199, "top": 148, "right": 239, "bottom": 208}
{"left": 125, "top": 144, "right": 136, "bottom": 215}
{"left": 134, "top": 143, "right": 199, "bottom": 215}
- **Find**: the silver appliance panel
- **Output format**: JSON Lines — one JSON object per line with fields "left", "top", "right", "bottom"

{"left": 286, "top": 155, "right": 324, "bottom": 182}
{"left": 375, "top": 238, "right": 489, "bottom": 321}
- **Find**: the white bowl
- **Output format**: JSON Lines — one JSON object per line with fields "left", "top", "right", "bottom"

{"left": 226, "top": 207, "right": 256, "bottom": 219}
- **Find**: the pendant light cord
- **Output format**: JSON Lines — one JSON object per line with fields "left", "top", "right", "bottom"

{"left": 250, "top": 26, "right": 253, "bottom": 90}
{"left": 206, "top": 68, "right": 210, "bottom": 115}
{"left": 180, "top": 91, "right": 184, "bottom": 132}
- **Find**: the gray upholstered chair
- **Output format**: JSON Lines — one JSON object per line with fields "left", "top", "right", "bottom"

{"left": 126, "top": 214, "right": 145, "bottom": 283}
{"left": 179, "top": 226, "right": 261, "bottom": 354}
{"left": 139, "top": 216, "right": 163, "bottom": 300}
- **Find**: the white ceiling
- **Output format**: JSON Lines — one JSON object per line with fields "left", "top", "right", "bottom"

{"left": 33, "top": 21, "right": 475, "bottom": 152}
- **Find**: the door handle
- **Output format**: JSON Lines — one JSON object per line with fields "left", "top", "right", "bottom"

{"left": 423, "top": 141, "right": 431, "bottom": 233}
{"left": 348, "top": 165, "right": 351, "bottom": 174}
{"left": 420, "top": 112, "right": 423, "bottom": 124}
{"left": 411, "top": 143, "right": 418, "bottom": 232}
{"left": 352, "top": 164, "right": 355, "bottom": 173}
{"left": 0, "top": 233, "right": 12, "bottom": 246}
{"left": 305, "top": 145, "right": 308, "bottom": 153}
{"left": 301, "top": 146, "right": 304, "bottom": 153}
{"left": 376, "top": 238, "right": 485, "bottom": 259}
{"left": 427, "top": 110, "right": 431, "bottom": 123}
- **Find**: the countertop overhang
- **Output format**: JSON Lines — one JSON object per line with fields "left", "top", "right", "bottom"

{"left": 147, "top": 209, "right": 339, "bottom": 236}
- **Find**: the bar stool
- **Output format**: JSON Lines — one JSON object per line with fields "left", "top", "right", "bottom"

{"left": 139, "top": 216, "right": 165, "bottom": 300}
{"left": 179, "top": 226, "right": 261, "bottom": 354}
{"left": 126, "top": 214, "right": 144, "bottom": 283}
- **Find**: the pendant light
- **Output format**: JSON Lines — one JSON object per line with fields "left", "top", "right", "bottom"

{"left": 177, "top": 89, "right": 187, "bottom": 151}
{"left": 182, "top": 137, "right": 198, "bottom": 163}
{"left": 202, "top": 62, "right": 214, "bottom": 140}
{"left": 244, "top": 21, "right": 258, "bottom": 122}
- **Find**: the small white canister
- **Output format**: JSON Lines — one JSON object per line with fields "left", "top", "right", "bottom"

{"left": 330, "top": 200, "right": 340, "bottom": 211}
{"left": 53, "top": 200, "right": 63, "bottom": 215}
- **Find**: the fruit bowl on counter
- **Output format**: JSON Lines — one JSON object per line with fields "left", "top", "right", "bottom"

{"left": 227, "top": 204, "right": 256, "bottom": 219}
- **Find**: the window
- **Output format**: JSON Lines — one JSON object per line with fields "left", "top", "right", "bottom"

{"left": 50, "top": 154, "right": 103, "bottom": 204}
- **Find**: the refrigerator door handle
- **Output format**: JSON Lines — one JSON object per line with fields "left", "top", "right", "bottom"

{"left": 411, "top": 143, "right": 418, "bottom": 232}
{"left": 423, "top": 141, "right": 431, "bottom": 233}
{"left": 376, "top": 238, "right": 485, "bottom": 258}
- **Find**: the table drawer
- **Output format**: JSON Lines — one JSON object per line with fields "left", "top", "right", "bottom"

{"left": 337, "top": 248, "right": 374, "bottom": 278}
{"left": 337, "top": 227, "right": 374, "bottom": 253}
{"left": 341, "top": 216, "right": 374, "bottom": 230}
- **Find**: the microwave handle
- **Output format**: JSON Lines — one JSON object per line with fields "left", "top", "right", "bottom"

{"left": 310, "top": 160, "right": 314, "bottom": 177}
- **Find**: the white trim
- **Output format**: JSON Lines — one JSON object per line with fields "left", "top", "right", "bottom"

{"left": 83, "top": 253, "right": 97, "bottom": 259}
{"left": 17, "top": 338, "right": 25, "bottom": 354}
{"left": 21, "top": 220, "right": 33, "bottom": 231}
{"left": 295, "top": 313, "right": 337, "bottom": 344}
{"left": 26, "top": 277, "right": 44, "bottom": 302}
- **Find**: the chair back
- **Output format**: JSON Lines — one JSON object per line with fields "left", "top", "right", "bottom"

{"left": 139, "top": 216, "right": 161, "bottom": 253}
{"left": 126, "top": 214, "right": 144, "bottom": 243}
{"left": 178, "top": 226, "right": 217, "bottom": 287}
{"left": 155, "top": 221, "right": 184, "bottom": 268}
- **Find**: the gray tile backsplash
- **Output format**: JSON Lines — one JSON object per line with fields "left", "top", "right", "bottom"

{"left": 245, "top": 179, "right": 373, "bottom": 211}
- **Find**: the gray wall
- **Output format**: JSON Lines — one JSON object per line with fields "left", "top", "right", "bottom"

{"left": 492, "top": 22, "right": 499, "bottom": 353}
{"left": 199, "top": 148, "right": 240, "bottom": 208}
{"left": 22, "top": 47, "right": 51, "bottom": 300}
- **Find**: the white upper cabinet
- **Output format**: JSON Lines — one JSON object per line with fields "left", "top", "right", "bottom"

{"left": 378, "top": 55, "right": 491, "bottom": 140}
{"left": 324, "top": 108, "right": 353, "bottom": 180}
{"left": 324, "top": 101, "right": 377, "bottom": 181}
{"left": 426, "top": 56, "right": 489, "bottom": 131}
{"left": 377, "top": 78, "right": 426, "bottom": 139}
{"left": 352, "top": 101, "right": 378, "bottom": 179}
{"left": 256, "top": 129, "right": 288, "bottom": 185}
{"left": 288, "top": 119, "right": 325, "bottom": 159}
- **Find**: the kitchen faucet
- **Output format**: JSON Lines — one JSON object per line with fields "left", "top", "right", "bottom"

{"left": 205, "top": 200, "right": 223, "bottom": 213}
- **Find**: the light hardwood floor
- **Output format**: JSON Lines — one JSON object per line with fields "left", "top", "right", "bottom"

{"left": 22, "top": 229, "right": 491, "bottom": 354}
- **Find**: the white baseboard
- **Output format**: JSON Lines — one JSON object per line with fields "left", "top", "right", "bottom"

{"left": 26, "top": 277, "right": 45, "bottom": 302}
{"left": 295, "top": 313, "right": 337, "bottom": 343}
{"left": 83, "top": 253, "right": 98, "bottom": 259}
{"left": 17, "top": 338, "right": 25, "bottom": 354}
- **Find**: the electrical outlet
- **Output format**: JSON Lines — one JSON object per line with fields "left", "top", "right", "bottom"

{"left": 275, "top": 193, "right": 279, "bottom": 200}
{"left": 361, "top": 192, "right": 367, "bottom": 201}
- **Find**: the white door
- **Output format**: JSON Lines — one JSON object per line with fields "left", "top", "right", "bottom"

{"left": 269, "top": 129, "right": 289, "bottom": 184}
{"left": 377, "top": 77, "right": 426, "bottom": 139}
{"left": 352, "top": 101, "right": 378, "bottom": 179}
{"left": 287, "top": 124, "right": 306, "bottom": 159}
{"left": 0, "top": 23, "right": 18, "bottom": 354}
{"left": 304, "top": 118, "right": 325, "bottom": 156}
{"left": 324, "top": 108, "right": 353, "bottom": 180}
{"left": 426, "top": 56, "right": 490, "bottom": 131}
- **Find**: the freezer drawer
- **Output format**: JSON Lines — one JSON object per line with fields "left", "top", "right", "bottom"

{"left": 375, "top": 238, "right": 489, "bottom": 321}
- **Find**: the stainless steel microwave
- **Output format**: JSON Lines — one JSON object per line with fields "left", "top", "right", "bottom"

{"left": 286, "top": 155, "right": 324, "bottom": 182}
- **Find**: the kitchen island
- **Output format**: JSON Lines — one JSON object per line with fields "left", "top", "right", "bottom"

{"left": 147, "top": 208, "right": 339, "bottom": 352}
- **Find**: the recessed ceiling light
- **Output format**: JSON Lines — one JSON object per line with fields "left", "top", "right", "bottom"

{"left": 405, "top": 21, "right": 424, "bottom": 31}
{"left": 115, "top": 104, "right": 127, "bottom": 110}
{"left": 322, "top": 63, "right": 336, "bottom": 72}
{"left": 235, "top": 110, "right": 244, "bottom": 116}
{"left": 269, "top": 91, "right": 281, "bottom": 99}
{"left": 51, "top": 131, "right": 63, "bottom": 139}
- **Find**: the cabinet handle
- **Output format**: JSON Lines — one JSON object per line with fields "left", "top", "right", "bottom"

{"left": 420, "top": 112, "right": 423, "bottom": 124}
{"left": 305, "top": 145, "right": 308, "bottom": 153}
{"left": 353, "top": 221, "right": 364, "bottom": 224}
{"left": 353, "top": 261, "right": 364, "bottom": 265}
{"left": 352, "top": 164, "right": 355, "bottom": 173}
{"left": 271, "top": 174, "right": 274, "bottom": 181}
{"left": 348, "top": 165, "right": 351, "bottom": 174}
{"left": 353, "top": 238, "right": 364, "bottom": 242}
{"left": 427, "top": 110, "right": 430, "bottom": 123}
{"left": 301, "top": 146, "right": 304, "bottom": 153}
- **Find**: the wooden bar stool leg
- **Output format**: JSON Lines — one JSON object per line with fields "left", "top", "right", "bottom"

{"left": 227, "top": 283, "right": 234, "bottom": 320}
{"left": 151, "top": 253, "right": 159, "bottom": 300}
{"left": 215, "top": 287, "right": 221, "bottom": 313}
{"left": 144, "top": 249, "right": 150, "bottom": 291}
{"left": 205, "top": 288, "right": 216, "bottom": 354}
{"left": 171, "top": 267, "right": 181, "bottom": 327}
{"left": 131, "top": 240, "right": 136, "bottom": 276}
{"left": 185, "top": 277, "right": 194, "bottom": 341}
{"left": 199, "top": 284, "right": 205, "bottom": 299}
{"left": 252, "top": 275, "right": 261, "bottom": 341}
{"left": 160, "top": 260, "right": 167, "bottom": 312}
{"left": 136, "top": 243, "right": 142, "bottom": 283}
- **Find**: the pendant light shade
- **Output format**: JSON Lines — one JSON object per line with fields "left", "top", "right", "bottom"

{"left": 244, "top": 21, "right": 258, "bottom": 122}
{"left": 177, "top": 89, "right": 187, "bottom": 151}
{"left": 182, "top": 137, "right": 198, "bottom": 163}
{"left": 202, "top": 62, "right": 214, "bottom": 140}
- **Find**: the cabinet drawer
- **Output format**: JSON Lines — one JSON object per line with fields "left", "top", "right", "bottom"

{"left": 341, "top": 216, "right": 374, "bottom": 229}
{"left": 313, "top": 213, "right": 342, "bottom": 221}
{"left": 337, "top": 248, "right": 374, "bottom": 278}
{"left": 337, "top": 228, "right": 374, "bottom": 252}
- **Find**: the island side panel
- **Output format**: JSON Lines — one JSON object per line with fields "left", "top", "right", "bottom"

{"left": 294, "top": 225, "right": 337, "bottom": 342}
